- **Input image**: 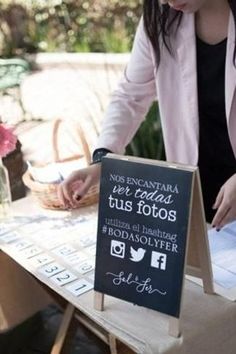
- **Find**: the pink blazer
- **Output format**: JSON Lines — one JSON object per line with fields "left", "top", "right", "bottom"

{"left": 95, "top": 12, "right": 236, "bottom": 165}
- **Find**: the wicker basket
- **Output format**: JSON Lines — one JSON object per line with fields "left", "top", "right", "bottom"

{"left": 22, "top": 119, "right": 99, "bottom": 210}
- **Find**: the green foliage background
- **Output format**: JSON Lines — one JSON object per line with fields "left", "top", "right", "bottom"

{"left": 0, "top": 0, "right": 142, "bottom": 56}
{"left": 126, "top": 102, "right": 165, "bottom": 160}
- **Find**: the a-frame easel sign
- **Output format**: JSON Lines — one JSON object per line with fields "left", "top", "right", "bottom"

{"left": 94, "top": 154, "right": 214, "bottom": 337}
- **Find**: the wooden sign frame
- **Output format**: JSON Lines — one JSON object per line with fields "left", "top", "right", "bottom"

{"left": 94, "top": 155, "right": 214, "bottom": 337}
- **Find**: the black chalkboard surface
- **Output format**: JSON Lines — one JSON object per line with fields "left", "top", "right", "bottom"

{"left": 94, "top": 155, "right": 196, "bottom": 318}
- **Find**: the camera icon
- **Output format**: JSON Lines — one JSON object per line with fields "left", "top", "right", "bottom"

{"left": 110, "top": 240, "right": 125, "bottom": 259}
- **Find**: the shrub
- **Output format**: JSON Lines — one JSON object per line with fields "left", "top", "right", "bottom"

{"left": 0, "top": 0, "right": 142, "bottom": 56}
{"left": 126, "top": 102, "right": 165, "bottom": 160}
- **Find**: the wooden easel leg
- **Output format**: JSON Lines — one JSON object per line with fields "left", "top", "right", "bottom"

{"left": 94, "top": 291, "right": 104, "bottom": 311}
{"left": 50, "top": 303, "right": 75, "bottom": 354}
{"left": 192, "top": 172, "right": 214, "bottom": 294}
{"left": 168, "top": 317, "right": 181, "bottom": 338}
{"left": 108, "top": 334, "right": 118, "bottom": 354}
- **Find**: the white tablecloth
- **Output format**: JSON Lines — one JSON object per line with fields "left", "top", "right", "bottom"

{"left": 1, "top": 196, "right": 236, "bottom": 353}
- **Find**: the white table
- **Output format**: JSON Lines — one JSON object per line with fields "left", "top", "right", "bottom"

{"left": 1, "top": 195, "right": 236, "bottom": 354}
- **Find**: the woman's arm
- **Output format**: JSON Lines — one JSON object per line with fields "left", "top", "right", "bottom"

{"left": 95, "top": 17, "right": 157, "bottom": 154}
{"left": 58, "top": 17, "right": 158, "bottom": 208}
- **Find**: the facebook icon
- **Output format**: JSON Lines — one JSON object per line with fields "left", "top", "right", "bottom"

{"left": 151, "top": 251, "right": 167, "bottom": 270}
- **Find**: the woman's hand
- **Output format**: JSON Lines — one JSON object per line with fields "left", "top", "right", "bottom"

{"left": 212, "top": 173, "right": 236, "bottom": 229}
{"left": 57, "top": 163, "right": 101, "bottom": 209}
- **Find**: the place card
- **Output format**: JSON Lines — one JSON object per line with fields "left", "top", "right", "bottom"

{"left": 52, "top": 244, "right": 77, "bottom": 258}
{"left": 10, "top": 239, "right": 33, "bottom": 251}
{"left": 0, "top": 231, "right": 21, "bottom": 244}
{"left": 75, "top": 259, "right": 95, "bottom": 275}
{"left": 30, "top": 253, "right": 54, "bottom": 267}
{"left": 21, "top": 245, "right": 43, "bottom": 259}
{"left": 77, "top": 235, "right": 95, "bottom": 248}
{"left": 38, "top": 262, "right": 65, "bottom": 277}
{"left": 63, "top": 251, "right": 87, "bottom": 266}
{"left": 85, "top": 244, "right": 97, "bottom": 256}
{"left": 42, "top": 239, "right": 63, "bottom": 250}
{"left": 66, "top": 279, "right": 93, "bottom": 296}
{"left": 51, "top": 270, "right": 77, "bottom": 286}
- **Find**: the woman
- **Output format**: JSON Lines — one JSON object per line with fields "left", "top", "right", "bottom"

{"left": 58, "top": 0, "right": 236, "bottom": 229}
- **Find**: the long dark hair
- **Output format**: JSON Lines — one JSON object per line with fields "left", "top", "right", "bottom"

{"left": 143, "top": 0, "right": 236, "bottom": 67}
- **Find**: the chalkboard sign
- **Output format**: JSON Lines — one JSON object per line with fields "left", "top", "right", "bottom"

{"left": 94, "top": 155, "right": 197, "bottom": 318}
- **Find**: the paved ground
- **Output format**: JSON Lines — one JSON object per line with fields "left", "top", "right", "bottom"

{"left": 0, "top": 53, "right": 129, "bottom": 165}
